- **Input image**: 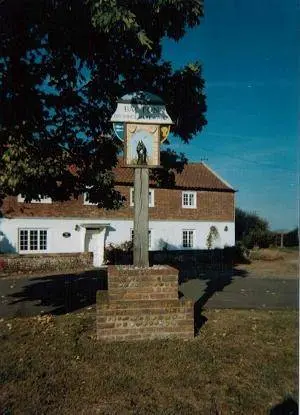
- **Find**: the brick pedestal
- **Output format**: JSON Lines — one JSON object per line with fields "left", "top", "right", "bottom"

{"left": 97, "top": 265, "right": 194, "bottom": 342}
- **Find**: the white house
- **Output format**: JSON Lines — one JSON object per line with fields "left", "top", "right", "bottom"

{"left": 0, "top": 161, "right": 236, "bottom": 266}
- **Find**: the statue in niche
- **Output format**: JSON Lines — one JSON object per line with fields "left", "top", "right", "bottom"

{"left": 136, "top": 140, "right": 147, "bottom": 165}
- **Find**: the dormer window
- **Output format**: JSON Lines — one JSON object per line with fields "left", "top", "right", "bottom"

{"left": 182, "top": 191, "right": 197, "bottom": 208}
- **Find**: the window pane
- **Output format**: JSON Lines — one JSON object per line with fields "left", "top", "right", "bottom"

{"left": 182, "top": 230, "right": 194, "bottom": 248}
{"left": 182, "top": 231, "right": 187, "bottom": 247}
{"left": 189, "top": 231, "right": 194, "bottom": 247}
{"left": 183, "top": 193, "right": 189, "bottom": 205}
{"left": 20, "top": 230, "right": 28, "bottom": 251}
{"left": 19, "top": 229, "right": 47, "bottom": 252}
{"left": 183, "top": 192, "right": 196, "bottom": 207}
{"left": 189, "top": 194, "right": 194, "bottom": 206}
{"left": 30, "top": 230, "right": 38, "bottom": 250}
{"left": 39, "top": 230, "right": 47, "bottom": 250}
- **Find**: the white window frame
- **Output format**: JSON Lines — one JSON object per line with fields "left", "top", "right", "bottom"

{"left": 17, "top": 194, "right": 52, "bottom": 204}
{"left": 18, "top": 228, "right": 48, "bottom": 253}
{"left": 130, "top": 188, "right": 155, "bottom": 207}
{"left": 182, "top": 229, "right": 195, "bottom": 249}
{"left": 182, "top": 191, "right": 197, "bottom": 209}
{"left": 83, "top": 192, "right": 97, "bottom": 205}
{"left": 131, "top": 228, "right": 152, "bottom": 248}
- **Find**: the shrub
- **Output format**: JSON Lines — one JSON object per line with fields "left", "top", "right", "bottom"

{"left": 104, "top": 241, "right": 133, "bottom": 265}
{"left": 206, "top": 226, "right": 220, "bottom": 249}
{"left": 235, "top": 208, "right": 273, "bottom": 249}
{"left": 242, "top": 229, "right": 273, "bottom": 249}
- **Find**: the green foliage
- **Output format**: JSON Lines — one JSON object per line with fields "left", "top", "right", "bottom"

{"left": 0, "top": 0, "right": 206, "bottom": 207}
{"left": 235, "top": 208, "right": 273, "bottom": 249}
{"left": 150, "top": 149, "right": 188, "bottom": 188}
{"left": 243, "top": 228, "right": 273, "bottom": 249}
{"left": 104, "top": 240, "right": 133, "bottom": 264}
{"left": 206, "top": 225, "right": 220, "bottom": 249}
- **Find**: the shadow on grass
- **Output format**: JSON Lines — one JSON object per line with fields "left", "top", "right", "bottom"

{"left": 269, "top": 397, "right": 298, "bottom": 414}
{"left": 193, "top": 268, "right": 249, "bottom": 335}
{"left": 8, "top": 269, "right": 107, "bottom": 315}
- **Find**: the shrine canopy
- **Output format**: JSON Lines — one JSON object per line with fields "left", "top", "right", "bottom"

{"left": 110, "top": 91, "right": 173, "bottom": 125}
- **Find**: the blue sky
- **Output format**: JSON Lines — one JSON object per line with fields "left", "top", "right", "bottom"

{"left": 161, "top": 0, "right": 299, "bottom": 231}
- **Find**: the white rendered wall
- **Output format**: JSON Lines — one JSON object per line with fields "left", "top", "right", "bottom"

{"left": 0, "top": 217, "right": 235, "bottom": 253}
{"left": 148, "top": 220, "right": 235, "bottom": 250}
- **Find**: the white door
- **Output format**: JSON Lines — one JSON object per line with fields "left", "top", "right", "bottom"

{"left": 84, "top": 228, "right": 105, "bottom": 267}
{"left": 85, "top": 229, "right": 99, "bottom": 252}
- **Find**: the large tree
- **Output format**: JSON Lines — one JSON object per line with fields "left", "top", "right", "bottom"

{"left": 235, "top": 208, "right": 273, "bottom": 248}
{"left": 0, "top": 0, "right": 206, "bottom": 207}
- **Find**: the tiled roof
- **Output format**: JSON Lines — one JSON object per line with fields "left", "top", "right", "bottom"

{"left": 113, "top": 160, "right": 235, "bottom": 192}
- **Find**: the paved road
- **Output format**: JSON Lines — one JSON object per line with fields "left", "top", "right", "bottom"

{"left": 0, "top": 270, "right": 298, "bottom": 318}
{"left": 0, "top": 269, "right": 107, "bottom": 318}
{"left": 180, "top": 276, "right": 298, "bottom": 309}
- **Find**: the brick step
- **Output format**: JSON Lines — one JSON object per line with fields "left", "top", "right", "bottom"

{"left": 97, "top": 323, "right": 193, "bottom": 333}
{"left": 97, "top": 307, "right": 193, "bottom": 319}
{"left": 97, "top": 294, "right": 193, "bottom": 311}
{"left": 97, "top": 306, "right": 193, "bottom": 318}
{"left": 109, "top": 276, "right": 178, "bottom": 285}
{"left": 108, "top": 291, "right": 179, "bottom": 302}
{"left": 109, "top": 284, "right": 178, "bottom": 295}
{"left": 108, "top": 265, "right": 178, "bottom": 280}
{"left": 108, "top": 267, "right": 178, "bottom": 289}
{"left": 97, "top": 266, "right": 194, "bottom": 343}
{"left": 97, "top": 325, "right": 194, "bottom": 342}
{"left": 98, "top": 331, "right": 194, "bottom": 342}
{"left": 97, "top": 316, "right": 193, "bottom": 329}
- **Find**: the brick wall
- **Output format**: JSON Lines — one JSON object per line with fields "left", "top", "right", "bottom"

{"left": 0, "top": 252, "right": 93, "bottom": 276}
{"left": 1, "top": 186, "right": 234, "bottom": 221}
{"left": 97, "top": 265, "right": 194, "bottom": 342}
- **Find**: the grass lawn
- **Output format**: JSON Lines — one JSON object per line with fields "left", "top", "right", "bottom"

{"left": 1, "top": 308, "right": 298, "bottom": 414}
